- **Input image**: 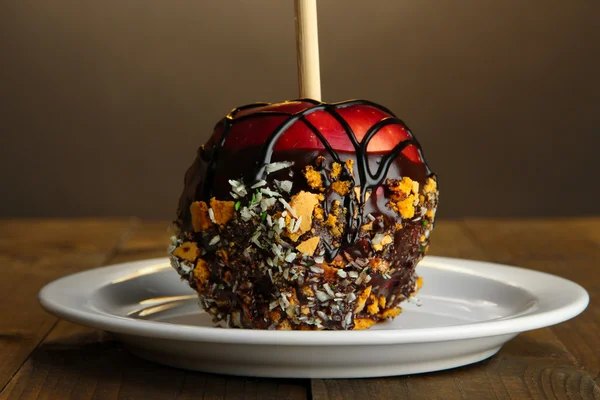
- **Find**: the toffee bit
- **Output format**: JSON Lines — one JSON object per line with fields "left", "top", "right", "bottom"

{"left": 314, "top": 256, "right": 324, "bottom": 264}
{"left": 337, "top": 269, "right": 347, "bottom": 278}
{"left": 230, "top": 191, "right": 239, "bottom": 199}
{"left": 209, "top": 235, "right": 220, "bottom": 246}
{"left": 266, "top": 214, "right": 273, "bottom": 226}
{"left": 317, "top": 311, "right": 329, "bottom": 321}
{"left": 348, "top": 271, "right": 359, "bottom": 278}
{"left": 285, "top": 252, "right": 297, "bottom": 262}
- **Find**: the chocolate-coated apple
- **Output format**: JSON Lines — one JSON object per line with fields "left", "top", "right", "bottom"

{"left": 169, "top": 99, "right": 439, "bottom": 330}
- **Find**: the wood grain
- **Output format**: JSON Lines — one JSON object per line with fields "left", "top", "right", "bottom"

{"left": 464, "top": 218, "right": 600, "bottom": 397}
{"left": 1, "top": 218, "right": 598, "bottom": 399}
{"left": 294, "top": 0, "right": 321, "bottom": 100}
{"left": 0, "top": 220, "right": 309, "bottom": 400}
{"left": 0, "top": 219, "right": 136, "bottom": 393}
{"left": 311, "top": 218, "right": 600, "bottom": 400}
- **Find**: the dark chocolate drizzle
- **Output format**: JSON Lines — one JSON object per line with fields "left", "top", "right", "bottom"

{"left": 200, "top": 99, "right": 434, "bottom": 261}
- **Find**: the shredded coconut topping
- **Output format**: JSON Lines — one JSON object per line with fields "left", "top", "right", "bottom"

{"left": 265, "top": 161, "right": 295, "bottom": 174}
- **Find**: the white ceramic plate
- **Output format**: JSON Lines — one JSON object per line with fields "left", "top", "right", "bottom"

{"left": 38, "top": 256, "right": 588, "bottom": 378}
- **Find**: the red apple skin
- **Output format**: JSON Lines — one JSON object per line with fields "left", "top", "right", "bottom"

{"left": 172, "top": 100, "right": 439, "bottom": 331}
{"left": 207, "top": 100, "right": 423, "bottom": 163}
{"left": 177, "top": 99, "right": 434, "bottom": 233}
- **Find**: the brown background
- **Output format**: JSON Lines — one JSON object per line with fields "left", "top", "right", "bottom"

{"left": 1, "top": 0, "right": 598, "bottom": 219}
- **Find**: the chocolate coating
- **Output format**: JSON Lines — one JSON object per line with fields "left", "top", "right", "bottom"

{"left": 170, "top": 99, "right": 439, "bottom": 330}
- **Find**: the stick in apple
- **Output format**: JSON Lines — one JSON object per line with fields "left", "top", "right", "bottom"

{"left": 294, "top": 0, "right": 322, "bottom": 101}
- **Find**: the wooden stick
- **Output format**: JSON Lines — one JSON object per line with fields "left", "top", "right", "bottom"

{"left": 294, "top": 0, "right": 322, "bottom": 101}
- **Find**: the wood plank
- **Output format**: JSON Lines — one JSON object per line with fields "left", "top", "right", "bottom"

{"left": 0, "top": 219, "right": 136, "bottom": 393}
{"left": 461, "top": 217, "right": 600, "bottom": 264}
{"left": 4, "top": 218, "right": 596, "bottom": 399}
{"left": 463, "top": 218, "right": 600, "bottom": 398}
{"left": 426, "top": 220, "right": 488, "bottom": 260}
{"left": 0, "top": 221, "right": 309, "bottom": 400}
{"left": 311, "top": 219, "right": 599, "bottom": 400}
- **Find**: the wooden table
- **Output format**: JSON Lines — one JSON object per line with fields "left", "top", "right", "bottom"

{"left": 0, "top": 218, "right": 598, "bottom": 399}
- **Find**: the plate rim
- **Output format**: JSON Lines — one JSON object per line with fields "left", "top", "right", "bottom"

{"left": 38, "top": 256, "right": 589, "bottom": 346}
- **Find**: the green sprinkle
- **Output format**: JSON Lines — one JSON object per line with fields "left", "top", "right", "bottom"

{"left": 235, "top": 201, "right": 241, "bottom": 211}
{"left": 420, "top": 246, "right": 426, "bottom": 252}
{"left": 305, "top": 261, "right": 313, "bottom": 266}
{"left": 261, "top": 212, "right": 267, "bottom": 222}
{"left": 422, "top": 220, "right": 429, "bottom": 226}
{"left": 250, "top": 192, "right": 257, "bottom": 205}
